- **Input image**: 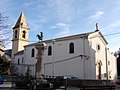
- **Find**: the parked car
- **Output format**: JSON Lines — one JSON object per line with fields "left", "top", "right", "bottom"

{"left": 0, "top": 74, "right": 4, "bottom": 84}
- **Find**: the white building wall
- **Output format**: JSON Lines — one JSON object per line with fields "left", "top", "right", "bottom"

{"left": 84, "top": 39, "right": 96, "bottom": 79}
{"left": 14, "top": 54, "right": 24, "bottom": 76}
{"left": 44, "top": 38, "right": 96, "bottom": 79}
{"left": 24, "top": 46, "right": 37, "bottom": 65}
{"left": 89, "top": 32, "right": 107, "bottom": 80}
{"left": 24, "top": 46, "right": 37, "bottom": 76}
{"left": 107, "top": 51, "right": 117, "bottom": 82}
{"left": 88, "top": 32, "right": 116, "bottom": 80}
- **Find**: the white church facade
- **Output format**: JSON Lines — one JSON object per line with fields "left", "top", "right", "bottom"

{"left": 12, "top": 12, "right": 117, "bottom": 81}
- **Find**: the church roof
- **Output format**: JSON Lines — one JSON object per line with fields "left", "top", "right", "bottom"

{"left": 46, "top": 30, "right": 107, "bottom": 44}
{"left": 25, "top": 30, "right": 108, "bottom": 47}
{"left": 13, "top": 12, "right": 29, "bottom": 29}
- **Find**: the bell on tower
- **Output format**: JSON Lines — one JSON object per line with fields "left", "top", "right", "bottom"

{"left": 13, "top": 12, "right": 29, "bottom": 29}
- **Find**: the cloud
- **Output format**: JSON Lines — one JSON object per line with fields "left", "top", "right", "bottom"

{"left": 50, "top": 23, "right": 67, "bottom": 29}
{"left": 48, "top": 0, "right": 76, "bottom": 22}
{"left": 106, "top": 21, "right": 120, "bottom": 29}
{"left": 89, "top": 11, "right": 104, "bottom": 21}
{"left": 28, "top": 15, "right": 48, "bottom": 32}
{"left": 24, "top": 1, "right": 41, "bottom": 9}
{"left": 50, "top": 22, "right": 71, "bottom": 37}
{"left": 24, "top": 1, "right": 48, "bottom": 9}
{"left": 24, "top": 2, "right": 35, "bottom": 7}
{"left": 0, "top": 0, "right": 10, "bottom": 6}
{"left": 24, "top": 0, "right": 77, "bottom": 22}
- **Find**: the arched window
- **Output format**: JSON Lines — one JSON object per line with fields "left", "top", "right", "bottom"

{"left": 69, "top": 42, "right": 74, "bottom": 54}
{"left": 48, "top": 46, "right": 52, "bottom": 55}
{"left": 18, "top": 58, "right": 20, "bottom": 65}
{"left": 15, "top": 30, "right": 17, "bottom": 38}
{"left": 31, "top": 48, "right": 35, "bottom": 57}
{"left": 22, "top": 57, "right": 24, "bottom": 63}
{"left": 22, "top": 30, "right": 26, "bottom": 38}
{"left": 97, "top": 44, "right": 100, "bottom": 51}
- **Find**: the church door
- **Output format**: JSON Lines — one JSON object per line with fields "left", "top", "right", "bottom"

{"left": 98, "top": 62, "right": 101, "bottom": 80}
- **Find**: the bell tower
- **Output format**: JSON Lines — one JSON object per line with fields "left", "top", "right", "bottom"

{"left": 12, "top": 12, "right": 30, "bottom": 60}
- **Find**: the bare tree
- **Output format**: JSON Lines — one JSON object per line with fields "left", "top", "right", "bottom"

{"left": 0, "top": 12, "right": 10, "bottom": 46}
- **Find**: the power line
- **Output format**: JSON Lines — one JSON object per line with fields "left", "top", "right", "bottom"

{"left": 44, "top": 54, "right": 95, "bottom": 65}
{"left": 44, "top": 54, "right": 84, "bottom": 65}
{"left": 104, "top": 32, "right": 120, "bottom": 37}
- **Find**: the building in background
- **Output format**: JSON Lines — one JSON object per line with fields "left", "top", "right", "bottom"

{"left": 5, "top": 49, "right": 12, "bottom": 58}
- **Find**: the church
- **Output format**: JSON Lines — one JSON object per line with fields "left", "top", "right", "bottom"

{"left": 11, "top": 12, "right": 117, "bottom": 81}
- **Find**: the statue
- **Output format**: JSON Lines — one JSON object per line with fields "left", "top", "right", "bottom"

{"left": 95, "top": 23, "right": 99, "bottom": 30}
{"left": 36, "top": 32, "right": 43, "bottom": 41}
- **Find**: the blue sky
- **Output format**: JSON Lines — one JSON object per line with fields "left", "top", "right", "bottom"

{"left": 0, "top": 0, "right": 120, "bottom": 52}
